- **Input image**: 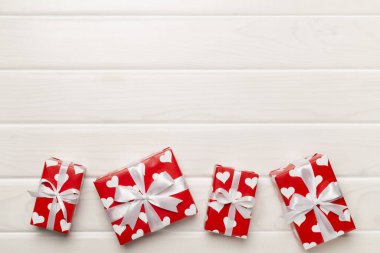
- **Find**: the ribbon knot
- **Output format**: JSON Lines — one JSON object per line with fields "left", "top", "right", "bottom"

{"left": 29, "top": 161, "right": 80, "bottom": 230}
{"left": 284, "top": 159, "right": 348, "bottom": 242}
{"left": 107, "top": 163, "right": 188, "bottom": 232}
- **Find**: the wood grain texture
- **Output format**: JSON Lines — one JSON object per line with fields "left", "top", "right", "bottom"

{"left": 1, "top": 177, "right": 378, "bottom": 232}
{"left": 0, "top": 124, "right": 380, "bottom": 177}
{"left": 1, "top": 17, "right": 380, "bottom": 69}
{"left": 0, "top": 231, "right": 377, "bottom": 253}
{"left": 0, "top": 71, "right": 379, "bottom": 123}
{"left": 1, "top": 0, "right": 379, "bottom": 15}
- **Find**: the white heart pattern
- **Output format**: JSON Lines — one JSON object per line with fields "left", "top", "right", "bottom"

{"left": 47, "top": 203, "right": 61, "bottom": 214}
{"left": 139, "top": 212, "right": 148, "bottom": 223}
{"left": 101, "top": 197, "right": 114, "bottom": 209}
{"left": 316, "top": 155, "right": 329, "bottom": 166}
{"left": 315, "top": 175, "right": 323, "bottom": 186}
{"left": 131, "top": 229, "right": 144, "bottom": 240}
{"left": 238, "top": 235, "right": 247, "bottom": 239}
{"left": 289, "top": 168, "right": 302, "bottom": 177}
{"left": 212, "top": 229, "right": 219, "bottom": 234}
{"left": 294, "top": 214, "right": 307, "bottom": 226}
{"left": 216, "top": 171, "right": 230, "bottom": 184}
{"left": 45, "top": 159, "right": 58, "bottom": 168}
{"left": 223, "top": 217, "right": 237, "bottom": 228}
{"left": 54, "top": 173, "right": 69, "bottom": 184}
{"left": 106, "top": 176, "right": 119, "bottom": 188}
{"left": 303, "top": 242, "right": 317, "bottom": 250}
{"left": 185, "top": 204, "right": 197, "bottom": 216}
{"left": 280, "top": 187, "right": 295, "bottom": 199}
{"left": 152, "top": 173, "right": 159, "bottom": 180}
{"left": 312, "top": 224, "right": 321, "bottom": 233}
{"left": 336, "top": 230, "right": 345, "bottom": 236}
{"left": 113, "top": 224, "right": 126, "bottom": 236}
{"left": 74, "top": 165, "right": 84, "bottom": 175}
{"left": 162, "top": 217, "right": 170, "bottom": 226}
{"left": 32, "top": 212, "right": 45, "bottom": 224}
{"left": 60, "top": 219, "right": 71, "bottom": 232}
{"left": 339, "top": 210, "right": 351, "bottom": 222}
{"left": 159, "top": 150, "right": 172, "bottom": 163}
{"left": 245, "top": 177, "right": 258, "bottom": 189}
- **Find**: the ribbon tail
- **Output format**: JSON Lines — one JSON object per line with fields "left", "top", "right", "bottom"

{"left": 225, "top": 204, "right": 236, "bottom": 236}
{"left": 56, "top": 196, "right": 68, "bottom": 220}
{"left": 235, "top": 205, "right": 251, "bottom": 219}
{"left": 314, "top": 207, "right": 338, "bottom": 242}
{"left": 46, "top": 198, "right": 58, "bottom": 230}
{"left": 144, "top": 201, "right": 165, "bottom": 232}
{"left": 120, "top": 201, "right": 142, "bottom": 229}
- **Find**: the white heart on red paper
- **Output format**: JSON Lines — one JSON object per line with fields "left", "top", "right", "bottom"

{"left": 32, "top": 212, "right": 45, "bottom": 224}
{"left": 339, "top": 210, "right": 351, "bottom": 222}
{"left": 47, "top": 203, "right": 61, "bottom": 214}
{"left": 101, "top": 197, "right": 114, "bottom": 209}
{"left": 315, "top": 175, "right": 323, "bottom": 186}
{"left": 131, "top": 229, "right": 144, "bottom": 240}
{"left": 106, "top": 176, "right": 119, "bottom": 188}
{"left": 54, "top": 173, "right": 69, "bottom": 184}
{"left": 212, "top": 229, "right": 219, "bottom": 234}
{"left": 303, "top": 242, "right": 317, "bottom": 250}
{"left": 294, "top": 214, "right": 306, "bottom": 226}
{"left": 316, "top": 155, "right": 329, "bottom": 166}
{"left": 60, "top": 219, "right": 71, "bottom": 232}
{"left": 216, "top": 172, "right": 230, "bottom": 184}
{"left": 162, "top": 216, "right": 170, "bottom": 226}
{"left": 239, "top": 235, "right": 247, "bottom": 239}
{"left": 280, "top": 187, "right": 295, "bottom": 199}
{"left": 139, "top": 212, "right": 148, "bottom": 223}
{"left": 45, "top": 159, "right": 58, "bottom": 168}
{"left": 245, "top": 177, "right": 257, "bottom": 189}
{"left": 159, "top": 150, "right": 172, "bottom": 163}
{"left": 223, "top": 217, "right": 237, "bottom": 228}
{"left": 184, "top": 204, "right": 197, "bottom": 216}
{"left": 336, "top": 230, "right": 345, "bottom": 236}
{"left": 74, "top": 165, "right": 84, "bottom": 175}
{"left": 312, "top": 224, "right": 321, "bottom": 233}
{"left": 289, "top": 169, "right": 302, "bottom": 177}
{"left": 113, "top": 224, "right": 126, "bottom": 236}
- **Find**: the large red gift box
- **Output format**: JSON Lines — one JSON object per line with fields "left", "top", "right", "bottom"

{"left": 270, "top": 154, "right": 356, "bottom": 250}
{"left": 29, "top": 158, "right": 86, "bottom": 233}
{"left": 94, "top": 147, "right": 198, "bottom": 245}
{"left": 204, "top": 165, "right": 259, "bottom": 238}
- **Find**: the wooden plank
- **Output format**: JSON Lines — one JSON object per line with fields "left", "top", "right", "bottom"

{"left": 0, "top": 231, "right": 377, "bottom": 253}
{"left": 1, "top": 17, "right": 380, "bottom": 69}
{"left": 0, "top": 0, "right": 379, "bottom": 15}
{"left": 1, "top": 124, "right": 379, "bottom": 177}
{"left": 0, "top": 71, "right": 379, "bottom": 123}
{"left": 1, "top": 177, "right": 378, "bottom": 232}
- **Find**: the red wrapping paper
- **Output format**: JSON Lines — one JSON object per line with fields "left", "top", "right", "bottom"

{"left": 270, "top": 154, "right": 355, "bottom": 250}
{"left": 94, "top": 147, "right": 197, "bottom": 245}
{"left": 30, "top": 158, "right": 86, "bottom": 233}
{"left": 204, "top": 165, "right": 259, "bottom": 238}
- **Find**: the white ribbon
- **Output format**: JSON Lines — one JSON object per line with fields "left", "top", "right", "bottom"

{"left": 284, "top": 159, "right": 347, "bottom": 242}
{"left": 29, "top": 161, "right": 80, "bottom": 230}
{"left": 209, "top": 171, "right": 255, "bottom": 236}
{"left": 106, "top": 163, "right": 188, "bottom": 232}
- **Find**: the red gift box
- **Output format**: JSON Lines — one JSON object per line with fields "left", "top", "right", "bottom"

{"left": 29, "top": 158, "right": 86, "bottom": 233}
{"left": 94, "top": 147, "right": 198, "bottom": 245}
{"left": 204, "top": 165, "right": 259, "bottom": 238}
{"left": 270, "top": 154, "right": 356, "bottom": 250}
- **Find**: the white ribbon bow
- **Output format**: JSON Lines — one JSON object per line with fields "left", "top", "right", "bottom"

{"left": 209, "top": 188, "right": 255, "bottom": 219}
{"left": 107, "top": 163, "right": 188, "bottom": 232}
{"left": 29, "top": 161, "right": 80, "bottom": 230}
{"left": 284, "top": 160, "right": 347, "bottom": 242}
{"left": 208, "top": 170, "right": 255, "bottom": 236}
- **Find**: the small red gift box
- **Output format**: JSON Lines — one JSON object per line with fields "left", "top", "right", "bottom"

{"left": 270, "top": 154, "right": 355, "bottom": 250}
{"left": 94, "top": 147, "right": 198, "bottom": 245}
{"left": 204, "top": 165, "right": 259, "bottom": 238}
{"left": 29, "top": 158, "right": 86, "bottom": 233}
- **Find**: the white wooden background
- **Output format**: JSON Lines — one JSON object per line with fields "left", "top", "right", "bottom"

{"left": 0, "top": 1, "right": 380, "bottom": 252}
